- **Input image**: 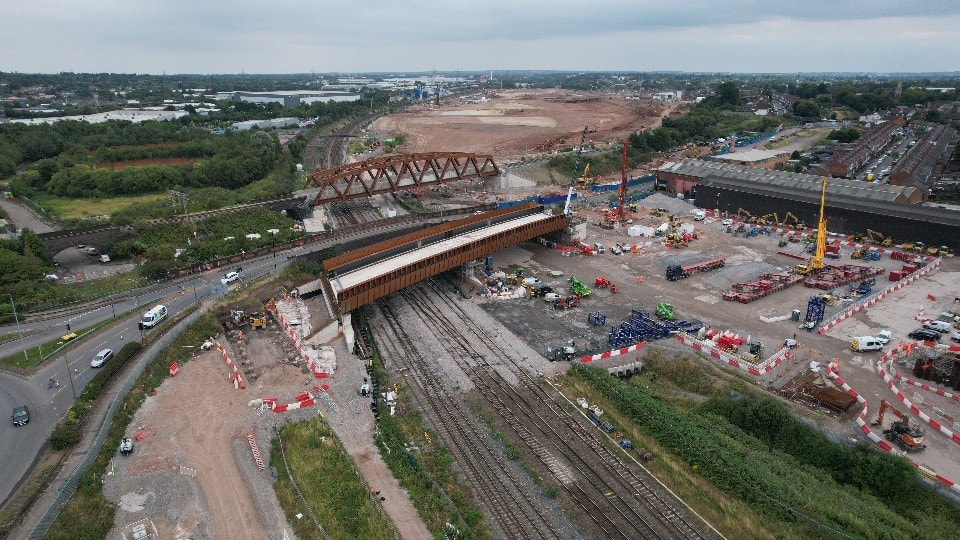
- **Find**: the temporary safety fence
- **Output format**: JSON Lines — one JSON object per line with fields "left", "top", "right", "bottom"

{"left": 275, "top": 301, "right": 336, "bottom": 379}
{"left": 877, "top": 345, "right": 960, "bottom": 447}
{"left": 817, "top": 258, "right": 941, "bottom": 335}
{"left": 675, "top": 333, "right": 790, "bottom": 377}
{"left": 580, "top": 341, "right": 645, "bottom": 363}
{"left": 247, "top": 430, "right": 266, "bottom": 471}
{"left": 215, "top": 342, "right": 246, "bottom": 389}
{"left": 828, "top": 357, "right": 960, "bottom": 495}
{"left": 264, "top": 391, "right": 317, "bottom": 413}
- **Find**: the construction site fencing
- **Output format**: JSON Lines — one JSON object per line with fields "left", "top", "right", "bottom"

{"left": 674, "top": 333, "right": 791, "bottom": 377}
{"left": 828, "top": 348, "right": 960, "bottom": 499}
{"left": 27, "top": 306, "right": 208, "bottom": 539}
{"left": 817, "top": 258, "right": 941, "bottom": 335}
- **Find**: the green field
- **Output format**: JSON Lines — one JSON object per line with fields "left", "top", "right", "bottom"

{"left": 32, "top": 193, "right": 168, "bottom": 219}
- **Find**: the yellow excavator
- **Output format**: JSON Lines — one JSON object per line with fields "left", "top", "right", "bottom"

{"left": 867, "top": 229, "right": 893, "bottom": 247}
{"left": 796, "top": 179, "right": 828, "bottom": 275}
{"left": 577, "top": 163, "right": 596, "bottom": 189}
{"left": 250, "top": 298, "right": 274, "bottom": 329}
{"left": 783, "top": 211, "right": 805, "bottom": 230}
{"left": 758, "top": 213, "right": 779, "bottom": 226}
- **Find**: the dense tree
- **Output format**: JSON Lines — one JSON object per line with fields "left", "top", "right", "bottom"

{"left": 793, "top": 99, "right": 822, "bottom": 118}
{"left": 827, "top": 126, "right": 861, "bottom": 143}
{"left": 715, "top": 81, "right": 742, "bottom": 107}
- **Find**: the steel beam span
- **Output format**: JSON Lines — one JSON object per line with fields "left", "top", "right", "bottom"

{"left": 324, "top": 206, "right": 567, "bottom": 315}
{"left": 306, "top": 152, "right": 500, "bottom": 205}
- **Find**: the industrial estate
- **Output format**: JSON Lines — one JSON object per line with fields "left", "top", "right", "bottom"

{"left": 1, "top": 71, "right": 960, "bottom": 540}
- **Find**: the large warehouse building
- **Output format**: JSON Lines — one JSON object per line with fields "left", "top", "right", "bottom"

{"left": 655, "top": 159, "right": 960, "bottom": 250}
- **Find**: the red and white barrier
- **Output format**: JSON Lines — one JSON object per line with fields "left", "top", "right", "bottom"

{"left": 674, "top": 333, "right": 790, "bottom": 377}
{"left": 818, "top": 258, "right": 941, "bottom": 335}
{"left": 580, "top": 342, "right": 645, "bottom": 363}
{"left": 216, "top": 342, "right": 246, "bottom": 389}
{"left": 247, "top": 431, "right": 265, "bottom": 471}
{"left": 268, "top": 392, "right": 317, "bottom": 413}
{"left": 828, "top": 359, "right": 960, "bottom": 495}
{"left": 275, "top": 306, "right": 336, "bottom": 380}
{"left": 877, "top": 348, "right": 960, "bottom": 446}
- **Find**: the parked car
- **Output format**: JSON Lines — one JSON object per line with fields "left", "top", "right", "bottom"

{"left": 12, "top": 405, "right": 29, "bottom": 426}
{"left": 90, "top": 348, "right": 114, "bottom": 368}
{"left": 722, "top": 218, "right": 734, "bottom": 226}
{"left": 951, "top": 331, "right": 960, "bottom": 344}
{"left": 119, "top": 438, "right": 134, "bottom": 455}
{"left": 908, "top": 329, "right": 941, "bottom": 342}
{"left": 922, "top": 320, "right": 953, "bottom": 333}
{"left": 875, "top": 330, "right": 892, "bottom": 344}
{"left": 220, "top": 271, "right": 240, "bottom": 285}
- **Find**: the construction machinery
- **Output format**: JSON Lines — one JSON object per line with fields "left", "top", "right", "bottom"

{"left": 872, "top": 400, "right": 926, "bottom": 452}
{"left": 554, "top": 295, "right": 581, "bottom": 310}
{"left": 547, "top": 343, "right": 577, "bottom": 361}
{"left": 667, "top": 214, "right": 682, "bottom": 227}
{"left": 665, "top": 258, "right": 726, "bottom": 281}
{"left": 758, "top": 213, "right": 779, "bottom": 226}
{"left": 650, "top": 207, "right": 666, "bottom": 217}
{"left": 605, "top": 141, "right": 631, "bottom": 224}
{"left": 736, "top": 208, "right": 752, "bottom": 222}
{"left": 655, "top": 302, "right": 676, "bottom": 322}
{"left": 576, "top": 163, "right": 596, "bottom": 189}
{"left": 866, "top": 229, "right": 893, "bottom": 247}
{"left": 782, "top": 212, "right": 804, "bottom": 230}
{"left": 569, "top": 276, "right": 591, "bottom": 297}
{"left": 563, "top": 125, "right": 589, "bottom": 216}
{"left": 796, "top": 179, "right": 829, "bottom": 276}
{"left": 249, "top": 298, "right": 274, "bottom": 329}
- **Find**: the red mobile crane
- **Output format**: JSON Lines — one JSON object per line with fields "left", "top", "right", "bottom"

{"left": 605, "top": 141, "right": 630, "bottom": 224}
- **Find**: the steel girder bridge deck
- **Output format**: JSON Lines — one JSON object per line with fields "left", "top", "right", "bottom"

{"left": 319, "top": 203, "right": 567, "bottom": 316}
{"left": 305, "top": 152, "right": 500, "bottom": 205}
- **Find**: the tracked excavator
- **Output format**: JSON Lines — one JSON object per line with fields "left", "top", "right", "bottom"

{"left": 872, "top": 399, "right": 926, "bottom": 452}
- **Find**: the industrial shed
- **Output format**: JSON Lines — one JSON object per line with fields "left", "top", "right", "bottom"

{"left": 655, "top": 159, "right": 960, "bottom": 249}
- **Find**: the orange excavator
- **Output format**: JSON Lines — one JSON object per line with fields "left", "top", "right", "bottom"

{"left": 871, "top": 399, "right": 926, "bottom": 452}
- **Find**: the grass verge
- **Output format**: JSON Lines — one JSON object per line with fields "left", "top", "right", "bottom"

{"left": 32, "top": 193, "right": 169, "bottom": 220}
{"left": 566, "top": 360, "right": 960, "bottom": 539}
{"left": 271, "top": 416, "right": 397, "bottom": 540}
{"left": 43, "top": 311, "right": 221, "bottom": 540}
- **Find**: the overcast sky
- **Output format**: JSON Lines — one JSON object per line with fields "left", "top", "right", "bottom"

{"left": 2, "top": 1, "right": 958, "bottom": 75}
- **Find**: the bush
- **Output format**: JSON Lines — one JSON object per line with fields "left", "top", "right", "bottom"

{"left": 50, "top": 419, "right": 82, "bottom": 451}
{"left": 78, "top": 341, "right": 142, "bottom": 402}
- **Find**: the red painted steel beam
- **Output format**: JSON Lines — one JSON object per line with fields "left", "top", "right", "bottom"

{"left": 306, "top": 152, "right": 500, "bottom": 205}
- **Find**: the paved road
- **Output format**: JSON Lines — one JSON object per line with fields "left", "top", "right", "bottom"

{"left": 0, "top": 249, "right": 292, "bottom": 505}
{"left": 0, "top": 198, "right": 57, "bottom": 234}
{"left": 0, "top": 213, "right": 445, "bottom": 506}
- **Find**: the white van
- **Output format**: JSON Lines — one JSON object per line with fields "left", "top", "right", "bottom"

{"left": 923, "top": 320, "right": 953, "bottom": 333}
{"left": 593, "top": 243, "right": 606, "bottom": 254}
{"left": 851, "top": 336, "right": 883, "bottom": 352}
{"left": 141, "top": 305, "right": 168, "bottom": 328}
{"left": 693, "top": 210, "right": 706, "bottom": 221}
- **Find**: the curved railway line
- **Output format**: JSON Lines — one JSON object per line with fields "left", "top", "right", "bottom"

{"left": 370, "top": 281, "right": 716, "bottom": 539}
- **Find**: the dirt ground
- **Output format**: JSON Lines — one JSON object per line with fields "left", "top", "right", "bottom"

{"left": 370, "top": 88, "right": 672, "bottom": 159}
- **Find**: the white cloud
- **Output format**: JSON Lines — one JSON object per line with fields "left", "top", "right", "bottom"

{"left": 1, "top": 2, "right": 957, "bottom": 73}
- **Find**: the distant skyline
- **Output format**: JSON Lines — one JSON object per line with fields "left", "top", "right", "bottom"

{"left": 2, "top": 1, "right": 958, "bottom": 75}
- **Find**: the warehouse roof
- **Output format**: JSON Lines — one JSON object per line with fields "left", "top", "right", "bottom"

{"left": 656, "top": 159, "right": 920, "bottom": 203}
{"left": 697, "top": 174, "right": 959, "bottom": 227}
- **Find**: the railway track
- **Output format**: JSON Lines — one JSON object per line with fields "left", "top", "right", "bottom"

{"left": 373, "top": 299, "right": 567, "bottom": 539}
{"left": 387, "top": 281, "right": 713, "bottom": 539}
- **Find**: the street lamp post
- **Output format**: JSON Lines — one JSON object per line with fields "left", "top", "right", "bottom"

{"left": 63, "top": 352, "right": 77, "bottom": 399}
{"left": 5, "top": 293, "right": 29, "bottom": 366}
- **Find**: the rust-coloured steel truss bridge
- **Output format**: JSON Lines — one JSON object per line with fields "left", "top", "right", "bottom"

{"left": 305, "top": 152, "right": 500, "bottom": 205}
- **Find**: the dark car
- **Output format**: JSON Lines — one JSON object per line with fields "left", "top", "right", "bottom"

{"left": 12, "top": 405, "right": 29, "bottom": 426}
{"left": 908, "top": 329, "right": 941, "bottom": 342}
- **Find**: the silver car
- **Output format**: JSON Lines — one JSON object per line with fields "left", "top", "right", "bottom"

{"left": 91, "top": 349, "right": 114, "bottom": 368}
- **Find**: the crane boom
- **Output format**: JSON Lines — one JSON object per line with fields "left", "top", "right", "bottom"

{"left": 811, "top": 178, "right": 828, "bottom": 272}
{"left": 563, "top": 125, "right": 589, "bottom": 215}
{"left": 615, "top": 140, "right": 628, "bottom": 220}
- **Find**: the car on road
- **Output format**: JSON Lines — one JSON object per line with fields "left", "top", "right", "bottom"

{"left": 90, "top": 348, "right": 114, "bottom": 368}
{"left": 12, "top": 405, "right": 29, "bottom": 426}
{"left": 908, "top": 329, "right": 941, "bottom": 342}
{"left": 220, "top": 271, "right": 240, "bottom": 285}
